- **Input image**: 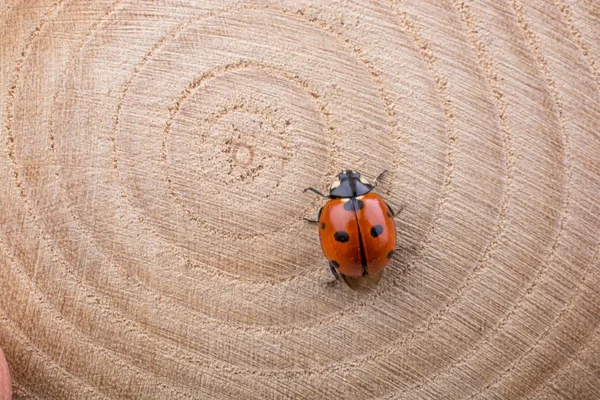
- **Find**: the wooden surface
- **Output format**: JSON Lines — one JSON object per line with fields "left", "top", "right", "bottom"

{"left": 1, "top": 1, "right": 600, "bottom": 399}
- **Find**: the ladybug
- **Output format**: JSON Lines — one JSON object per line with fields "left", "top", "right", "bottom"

{"left": 304, "top": 170, "right": 397, "bottom": 289}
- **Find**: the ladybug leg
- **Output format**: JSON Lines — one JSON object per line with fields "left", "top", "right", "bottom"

{"left": 385, "top": 201, "right": 404, "bottom": 217}
{"left": 303, "top": 187, "right": 330, "bottom": 198}
{"left": 328, "top": 262, "right": 340, "bottom": 279}
{"left": 303, "top": 207, "right": 323, "bottom": 224}
{"left": 372, "top": 169, "right": 389, "bottom": 189}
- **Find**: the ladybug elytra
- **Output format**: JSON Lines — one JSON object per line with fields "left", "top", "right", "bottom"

{"left": 304, "top": 170, "right": 397, "bottom": 289}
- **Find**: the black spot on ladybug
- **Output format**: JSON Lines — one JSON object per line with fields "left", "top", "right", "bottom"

{"left": 370, "top": 225, "right": 384, "bottom": 237}
{"left": 387, "top": 210, "right": 392, "bottom": 218}
{"left": 321, "top": 222, "right": 326, "bottom": 230}
{"left": 343, "top": 199, "right": 365, "bottom": 211}
{"left": 329, "top": 260, "right": 340, "bottom": 269}
{"left": 334, "top": 231, "right": 350, "bottom": 243}
{"left": 387, "top": 250, "right": 395, "bottom": 259}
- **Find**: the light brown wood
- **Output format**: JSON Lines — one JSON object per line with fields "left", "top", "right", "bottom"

{"left": 1, "top": 1, "right": 599, "bottom": 398}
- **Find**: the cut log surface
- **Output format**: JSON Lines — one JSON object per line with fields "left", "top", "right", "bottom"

{"left": 1, "top": 1, "right": 600, "bottom": 399}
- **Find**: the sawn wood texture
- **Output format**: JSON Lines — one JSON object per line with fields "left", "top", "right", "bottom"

{"left": 1, "top": 1, "right": 599, "bottom": 398}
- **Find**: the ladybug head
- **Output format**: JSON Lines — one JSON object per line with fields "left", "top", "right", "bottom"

{"left": 329, "top": 170, "right": 373, "bottom": 198}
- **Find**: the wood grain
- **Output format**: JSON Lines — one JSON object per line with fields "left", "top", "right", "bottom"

{"left": 1, "top": 1, "right": 599, "bottom": 398}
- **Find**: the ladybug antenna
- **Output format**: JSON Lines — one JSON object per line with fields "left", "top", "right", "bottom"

{"left": 303, "top": 187, "right": 330, "bottom": 198}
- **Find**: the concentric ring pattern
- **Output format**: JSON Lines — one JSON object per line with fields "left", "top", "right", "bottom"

{"left": 1, "top": 0, "right": 599, "bottom": 398}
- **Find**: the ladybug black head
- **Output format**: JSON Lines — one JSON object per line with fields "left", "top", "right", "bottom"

{"left": 329, "top": 170, "right": 373, "bottom": 198}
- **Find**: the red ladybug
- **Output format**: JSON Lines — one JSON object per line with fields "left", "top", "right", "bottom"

{"left": 304, "top": 170, "right": 397, "bottom": 289}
